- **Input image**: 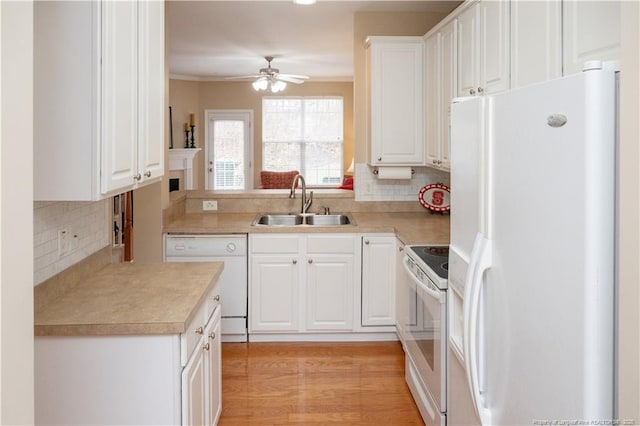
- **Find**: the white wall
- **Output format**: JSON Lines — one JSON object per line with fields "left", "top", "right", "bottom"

{"left": 0, "top": 1, "right": 34, "bottom": 423}
{"left": 34, "top": 200, "right": 111, "bottom": 285}
{"left": 617, "top": 0, "right": 640, "bottom": 420}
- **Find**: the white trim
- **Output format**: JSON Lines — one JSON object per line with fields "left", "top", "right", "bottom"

{"left": 168, "top": 148, "right": 201, "bottom": 190}
{"left": 248, "top": 332, "right": 398, "bottom": 343}
{"left": 204, "top": 109, "right": 254, "bottom": 190}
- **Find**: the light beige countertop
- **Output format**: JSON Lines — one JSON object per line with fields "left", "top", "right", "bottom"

{"left": 35, "top": 262, "right": 223, "bottom": 337}
{"left": 164, "top": 211, "right": 450, "bottom": 245}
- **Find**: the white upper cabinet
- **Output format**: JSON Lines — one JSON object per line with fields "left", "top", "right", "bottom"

{"left": 456, "top": 0, "right": 509, "bottom": 97}
{"left": 456, "top": 2, "right": 480, "bottom": 97}
{"left": 563, "top": 1, "right": 621, "bottom": 75}
{"left": 425, "top": 18, "right": 456, "bottom": 171}
{"left": 366, "top": 36, "right": 426, "bottom": 166}
{"left": 34, "top": 1, "right": 164, "bottom": 201}
{"left": 510, "top": 0, "right": 562, "bottom": 89}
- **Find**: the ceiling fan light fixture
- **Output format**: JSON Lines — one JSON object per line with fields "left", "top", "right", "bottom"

{"left": 252, "top": 78, "right": 268, "bottom": 91}
{"left": 293, "top": 0, "right": 316, "bottom": 4}
{"left": 270, "top": 80, "right": 287, "bottom": 93}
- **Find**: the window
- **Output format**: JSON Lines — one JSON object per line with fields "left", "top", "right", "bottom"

{"left": 205, "top": 110, "right": 253, "bottom": 190}
{"left": 262, "top": 97, "right": 343, "bottom": 186}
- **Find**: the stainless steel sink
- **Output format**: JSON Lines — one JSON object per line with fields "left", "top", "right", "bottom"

{"left": 305, "top": 214, "right": 352, "bottom": 226}
{"left": 253, "top": 214, "right": 304, "bottom": 226}
{"left": 251, "top": 213, "right": 355, "bottom": 227}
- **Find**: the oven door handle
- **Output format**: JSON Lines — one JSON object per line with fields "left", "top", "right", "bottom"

{"left": 402, "top": 255, "right": 444, "bottom": 302}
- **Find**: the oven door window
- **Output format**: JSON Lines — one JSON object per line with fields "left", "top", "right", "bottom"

{"left": 406, "top": 276, "right": 446, "bottom": 410}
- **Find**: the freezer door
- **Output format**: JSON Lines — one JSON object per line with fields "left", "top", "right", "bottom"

{"left": 482, "top": 69, "right": 615, "bottom": 423}
{"left": 449, "top": 96, "right": 490, "bottom": 303}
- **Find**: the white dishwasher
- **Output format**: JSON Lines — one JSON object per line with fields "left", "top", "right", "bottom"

{"left": 164, "top": 234, "right": 248, "bottom": 342}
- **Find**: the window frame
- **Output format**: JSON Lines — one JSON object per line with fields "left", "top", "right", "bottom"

{"left": 261, "top": 96, "right": 344, "bottom": 188}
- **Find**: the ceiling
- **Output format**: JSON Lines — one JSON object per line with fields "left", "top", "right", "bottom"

{"left": 166, "top": 0, "right": 460, "bottom": 81}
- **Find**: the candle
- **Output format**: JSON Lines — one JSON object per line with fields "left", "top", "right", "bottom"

{"left": 184, "top": 122, "right": 189, "bottom": 131}
{"left": 189, "top": 113, "right": 195, "bottom": 126}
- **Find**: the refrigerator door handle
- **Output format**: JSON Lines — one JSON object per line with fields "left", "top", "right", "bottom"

{"left": 462, "top": 233, "right": 492, "bottom": 425}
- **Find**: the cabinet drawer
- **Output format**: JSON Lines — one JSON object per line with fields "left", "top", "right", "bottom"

{"left": 250, "top": 235, "right": 300, "bottom": 254}
{"left": 306, "top": 235, "right": 355, "bottom": 254}
{"left": 181, "top": 299, "right": 208, "bottom": 366}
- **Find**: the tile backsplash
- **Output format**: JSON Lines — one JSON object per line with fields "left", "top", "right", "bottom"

{"left": 354, "top": 163, "right": 450, "bottom": 201}
{"left": 34, "top": 200, "right": 111, "bottom": 285}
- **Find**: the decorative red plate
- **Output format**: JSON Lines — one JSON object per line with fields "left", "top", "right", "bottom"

{"left": 419, "top": 183, "right": 451, "bottom": 212}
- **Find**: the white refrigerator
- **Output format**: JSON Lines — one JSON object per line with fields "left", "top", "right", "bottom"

{"left": 448, "top": 64, "right": 616, "bottom": 425}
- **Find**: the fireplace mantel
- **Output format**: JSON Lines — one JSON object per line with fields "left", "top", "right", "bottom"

{"left": 168, "top": 148, "right": 201, "bottom": 190}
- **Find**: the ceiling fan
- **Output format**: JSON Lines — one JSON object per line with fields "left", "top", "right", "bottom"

{"left": 225, "top": 56, "right": 309, "bottom": 92}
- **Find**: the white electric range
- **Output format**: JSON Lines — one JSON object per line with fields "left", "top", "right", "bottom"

{"left": 397, "top": 244, "right": 448, "bottom": 426}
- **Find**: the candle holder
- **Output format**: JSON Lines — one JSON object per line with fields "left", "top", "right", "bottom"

{"left": 184, "top": 129, "right": 190, "bottom": 148}
{"left": 189, "top": 125, "right": 196, "bottom": 148}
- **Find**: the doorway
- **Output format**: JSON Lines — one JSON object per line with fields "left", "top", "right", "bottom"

{"left": 204, "top": 110, "right": 253, "bottom": 190}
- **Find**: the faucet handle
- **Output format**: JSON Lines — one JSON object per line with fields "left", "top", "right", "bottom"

{"left": 323, "top": 206, "right": 331, "bottom": 215}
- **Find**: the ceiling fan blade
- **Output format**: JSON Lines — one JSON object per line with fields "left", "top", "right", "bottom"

{"left": 275, "top": 75, "right": 305, "bottom": 84}
{"left": 224, "top": 75, "right": 262, "bottom": 80}
{"left": 278, "top": 73, "right": 309, "bottom": 80}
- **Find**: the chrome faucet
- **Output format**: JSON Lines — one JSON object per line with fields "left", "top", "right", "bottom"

{"left": 289, "top": 174, "right": 313, "bottom": 214}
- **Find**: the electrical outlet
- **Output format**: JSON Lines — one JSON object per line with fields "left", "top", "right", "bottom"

{"left": 203, "top": 200, "right": 218, "bottom": 211}
{"left": 58, "top": 228, "right": 79, "bottom": 257}
{"left": 58, "top": 228, "right": 70, "bottom": 256}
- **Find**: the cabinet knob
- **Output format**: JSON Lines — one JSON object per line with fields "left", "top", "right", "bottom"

{"left": 208, "top": 332, "right": 216, "bottom": 340}
{"left": 144, "top": 171, "right": 151, "bottom": 178}
{"left": 469, "top": 88, "right": 476, "bottom": 95}
{"left": 432, "top": 160, "right": 438, "bottom": 164}
{"left": 292, "top": 259, "right": 297, "bottom": 264}
{"left": 308, "top": 259, "right": 313, "bottom": 264}
{"left": 134, "top": 173, "right": 142, "bottom": 181}
{"left": 378, "top": 157, "right": 382, "bottom": 161}
{"left": 195, "top": 326, "right": 204, "bottom": 335}
{"left": 477, "top": 87, "right": 484, "bottom": 94}
{"left": 364, "top": 240, "right": 370, "bottom": 245}
{"left": 399, "top": 246, "right": 404, "bottom": 252}
{"left": 214, "top": 294, "right": 220, "bottom": 302}
{"left": 203, "top": 342, "right": 210, "bottom": 351}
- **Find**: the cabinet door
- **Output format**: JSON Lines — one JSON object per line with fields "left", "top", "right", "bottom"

{"left": 510, "top": 0, "right": 562, "bottom": 89}
{"left": 369, "top": 38, "right": 425, "bottom": 165}
{"left": 563, "top": 1, "right": 621, "bottom": 75}
{"left": 181, "top": 339, "right": 207, "bottom": 426}
{"left": 361, "top": 236, "right": 396, "bottom": 326}
{"left": 424, "top": 32, "right": 441, "bottom": 168}
{"left": 206, "top": 310, "right": 222, "bottom": 426}
{"left": 249, "top": 255, "right": 300, "bottom": 332}
{"left": 306, "top": 255, "right": 354, "bottom": 330}
{"left": 439, "top": 19, "right": 456, "bottom": 170}
{"left": 137, "top": 0, "right": 165, "bottom": 183}
{"left": 457, "top": 2, "right": 480, "bottom": 97}
{"left": 480, "top": 0, "right": 510, "bottom": 94}
{"left": 101, "top": 0, "right": 139, "bottom": 194}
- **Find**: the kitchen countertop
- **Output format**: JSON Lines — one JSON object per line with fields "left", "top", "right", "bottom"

{"left": 164, "top": 211, "right": 450, "bottom": 245}
{"left": 34, "top": 262, "right": 223, "bottom": 337}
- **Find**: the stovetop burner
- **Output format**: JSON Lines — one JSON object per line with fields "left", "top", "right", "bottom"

{"left": 408, "top": 245, "right": 449, "bottom": 280}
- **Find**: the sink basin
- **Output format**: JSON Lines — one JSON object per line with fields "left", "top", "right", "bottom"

{"left": 253, "top": 214, "right": 304, "bottom": 226}
{"left": 251, "top": 213, "right": 355, "bottom": 227}
{"left": 305, "top": 214, "right": 352, "bottom": 226}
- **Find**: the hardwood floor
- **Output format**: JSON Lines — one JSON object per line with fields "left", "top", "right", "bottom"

{"left": 219, "top": 341, "right": 423, "bottom": 425}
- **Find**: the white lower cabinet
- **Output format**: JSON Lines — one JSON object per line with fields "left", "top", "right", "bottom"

{"left": 361, "top": 235, "right": 397, "bottom": 327}
{"left": 182, "top": 306, "right": 222, "bottom": 426}
{"left": 35, "top": 287, "right": 222, "bottom": 426}
{"left": 249, "top": 234, "right": 358, "bottom": 335}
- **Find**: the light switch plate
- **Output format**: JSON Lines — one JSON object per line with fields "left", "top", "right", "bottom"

{"left": 203, "top": 200, "right": 218, "bottom": 211}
